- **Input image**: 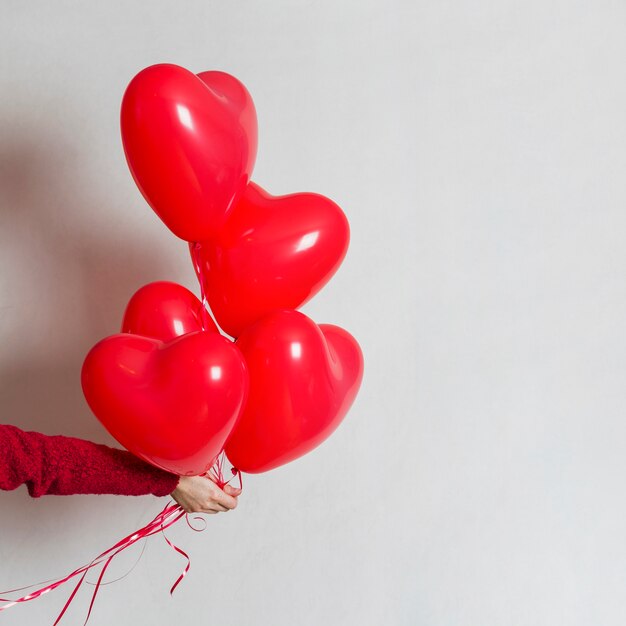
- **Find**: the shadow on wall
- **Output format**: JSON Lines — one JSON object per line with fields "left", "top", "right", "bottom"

{"left": 0, "top": 122, "right": 174, "bottom": 507}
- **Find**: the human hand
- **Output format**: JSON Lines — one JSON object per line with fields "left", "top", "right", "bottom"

{"left": 171, "top": 475, "right": 241, "bottom": 514}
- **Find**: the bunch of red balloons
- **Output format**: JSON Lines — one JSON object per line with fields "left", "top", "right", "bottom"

{"left": 82, "top": 64, "right": 364, "bottom": 477}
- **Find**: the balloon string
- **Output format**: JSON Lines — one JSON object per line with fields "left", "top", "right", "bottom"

{"left": 0, "top": 502, "right": 186, "bottom": 624}
{"left": 0, "top": 456, "right": 239, "bottom": 624}
{"left": 0, "top": 505, "right": 177, "bottom": 597}
{"left": 205, "top": 451, "right": 242, "bottom": 491}
{"left": 84, "top": 538, "right": 148, "bottom": 587}
{"left": 189, "top": 241, "right": 212, "bottom": 332}
{"left": 83, "top": 506, "right": 187, "bottom": 625}
{"left": 160, "top": 522, "right": 191, "bottom": 595}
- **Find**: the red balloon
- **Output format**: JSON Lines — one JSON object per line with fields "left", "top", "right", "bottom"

{"left": 121, "top": 64, "right": 258, "bottom": 241}
{"left": 82, "top": 331, "right": 248, "bottom": 475}
{"left": 224, "top": 310, "right": 363, "bottom": 473}
{"left": 191, "top": 182, "right": 350, "bottom": 337}
{"left": 122, "top": 281, "right": 217, "bottom": 340}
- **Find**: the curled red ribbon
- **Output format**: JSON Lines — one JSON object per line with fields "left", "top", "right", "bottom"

{"left": 0, "top": 502, "right": 184, "bottom": 624}
{"left": 0, "top": 453, "right": 242, "bottom": 625}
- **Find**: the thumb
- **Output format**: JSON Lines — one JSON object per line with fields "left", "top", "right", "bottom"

{"left": 224, "top": 484, "right": 242, "bottom": 497}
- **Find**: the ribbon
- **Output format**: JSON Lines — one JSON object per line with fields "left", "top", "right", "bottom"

{"left": 190, "top": 241, "right": 215, "bottom": 332}
{"left": 0, "top": 453, "right": 241, "bottom": 625}
{"left": 0, "top": 502, "right": 184, "bottom": 624}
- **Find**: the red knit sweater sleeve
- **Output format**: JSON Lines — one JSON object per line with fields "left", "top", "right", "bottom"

{"left": 0, "top": 424, "right": 179, "bottom": 498}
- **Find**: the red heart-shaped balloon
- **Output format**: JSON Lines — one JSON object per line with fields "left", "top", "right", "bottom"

{"left": 122, "top": 281, "right": 217, "bottom": 340}
{"left": 121, "top": 64, "right": 257, "bottom": 241}
{"left": 191, "top": 182, "right": 350, "bottom": 337}
{"left": 224, "top": 310, "right": 363, "bottom": 473}
{"left": 82, "top": 331, "right": 248, "bottom": 475}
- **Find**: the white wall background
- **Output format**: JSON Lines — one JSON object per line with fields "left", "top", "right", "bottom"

{"left": 1, "top": 1, "right": 625, "bottom": 624}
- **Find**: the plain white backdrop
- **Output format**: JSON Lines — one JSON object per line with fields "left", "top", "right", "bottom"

{"left": 1, "top": 1, "right": 625, "bottom": 625}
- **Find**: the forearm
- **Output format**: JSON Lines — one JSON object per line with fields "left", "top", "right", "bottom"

{"left": 0, "top": 424, "right": 179, "bottom": 497}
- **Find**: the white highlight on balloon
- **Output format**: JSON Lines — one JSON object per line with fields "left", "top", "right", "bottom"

{"left": 294, "top": 231, "right": 319, "bottom": 253}
{"left": 210, "top": 366, "right": 222, "bottom": 381}
{"left": 173, "top": 319, "right": 184, "bottom": 335}
{"left": 176, "top": 104, "right": 194, "bottom": 130}
{"left": 290, "top": 342, "right": 302, "bottom": 359}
